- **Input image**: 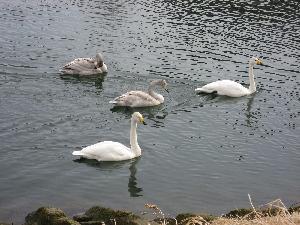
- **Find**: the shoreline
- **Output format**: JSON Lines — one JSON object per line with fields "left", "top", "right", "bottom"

{"left": 1, "top": 200, "right": 299, "bottom": 225}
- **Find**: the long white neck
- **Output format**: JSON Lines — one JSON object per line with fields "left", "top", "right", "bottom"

{"left": 148, "top": 85, "right": 164, "bottom": 103}
{"left": 248, "top": 63, "right": 256, "bottom": 94}
{"left": 130, "top": 120, "right": 141, "bottom": 157}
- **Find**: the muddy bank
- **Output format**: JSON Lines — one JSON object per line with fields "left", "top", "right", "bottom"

{"left": 1, "top": 201, "right": 299, "bottom": 225}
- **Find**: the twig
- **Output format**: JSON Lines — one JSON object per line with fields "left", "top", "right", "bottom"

{"left": 248, "top": 193, "right": 260, "bottom": 218}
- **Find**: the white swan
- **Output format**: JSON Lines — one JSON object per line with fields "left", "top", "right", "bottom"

{"left": 109, "top": 79, "right": 168, "bottom": 107}
{"left": 195, "top": 57, "right": 263, "bottom": 97}
{"left": 61, "top": 53, "right": 107, "bottom": 75}
{"left": 72, "top": 112, "right": 146, "bottom": 161}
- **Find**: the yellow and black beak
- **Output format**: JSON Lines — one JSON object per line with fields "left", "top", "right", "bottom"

{"left": 140, "top": 117, "right": 147, "bottom": 125}
{"left": 255, "top": 59, "right": 263, "bottom": 65}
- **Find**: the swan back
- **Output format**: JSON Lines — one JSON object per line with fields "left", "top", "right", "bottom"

{"left": 61, "top": 53, "right": 107, "bottom": 75}
{"left": 196, "top": 80, "right": 251, "bottom": 97}
{"left": 195, "top": 57, "right": 263, "bottom": 97}
{"left": 72, "top": 112, "right": 145, "bottom": 161}
{"left": 73, "top": 141, "right": 133, "bottom": 161}
{"left": 110, "top": 79, "right": 168, "bottom": 107}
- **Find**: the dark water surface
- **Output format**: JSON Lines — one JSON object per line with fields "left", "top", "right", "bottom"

{"left": 0, "top": 0, "right": 299, "bottom": 223}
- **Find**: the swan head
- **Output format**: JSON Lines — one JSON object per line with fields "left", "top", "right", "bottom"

{"left": 161, "top": 79, "right": 169, "bottom": 92}
{"left": 95, "top": 53, "right": 104, "bottom": 67}
{"left": 250, "top": 57, "right": 263, "bottom": 66}
{"left": 150, "top": 79, "right": 169, "bottom": 92}
{"left": 132, "top": 112, "right": 146, "bottom": 125}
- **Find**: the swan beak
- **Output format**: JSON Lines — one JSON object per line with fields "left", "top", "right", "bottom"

{"left": 256, "top": 59, "right": 263, "bottom": 65}
{"left": 140, "top": 117, "right": 146, "bottom": 125}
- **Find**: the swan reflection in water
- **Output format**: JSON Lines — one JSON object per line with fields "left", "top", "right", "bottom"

{"left": 128, "top": 158, "right": 143, "bottom": 197}
{"left": 73, "top": 158, "right": 143, "bottom": 197}
{"left": 111, "top": 104, "right": 168, "bottom": 129}
{"left": 60, "top": 73, "right": 106, "bottom": 92}
{"left": 244, "top": 95, "right": 256, "bottom": 127}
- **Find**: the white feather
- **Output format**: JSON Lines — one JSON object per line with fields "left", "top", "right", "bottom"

{"left": 72, "top": 112, "right": 145, "bottom": 162}
{"left": 195, "top": 57, "right": 263, "bottom": 97}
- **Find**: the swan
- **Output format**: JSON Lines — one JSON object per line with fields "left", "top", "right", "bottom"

{"left": 195, "top": 57, "right": 263, "bottom": 97}
{"left": 61, "top": 53, "right": 107, "bottom": 75}
{"left": 109, "top": 79, "right": 168, "bottom": 107}
{"left": 72, "top": 112, "right": 146, "bottom": 161}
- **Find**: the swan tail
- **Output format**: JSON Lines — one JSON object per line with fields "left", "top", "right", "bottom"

{"left": 195, "top": 87, "right": 214, "bottom": 93}
{"left": 109, "top": 100, "right": 117, "bottom": 104}
{"left": 195, "top": 87, "right": 205, "bottom": 93}
{"left": 72, "top": 150, "right": 84, "bottom": 156}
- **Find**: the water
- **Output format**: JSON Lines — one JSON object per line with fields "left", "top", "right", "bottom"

{"left": 0, "top": 0, "right": 299, "bottom": 223}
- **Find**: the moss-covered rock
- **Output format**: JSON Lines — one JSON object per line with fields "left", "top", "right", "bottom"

{"left": 224, "top": 208, "right": 254, "bottom": 219}
{"left": 174, "top": 213, "right": 216, "bottom": 225}
{"left": 73, "top": 206, "right": 143, "bottom": 225}
{"left": 25, "top": 207, "right": 80, "bottom": 225}
{"left": 289, "top": 205, "right": 300, "bottom": 214}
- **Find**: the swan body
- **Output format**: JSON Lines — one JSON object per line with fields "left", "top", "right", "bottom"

{"left": 195, "top": 57, "right": 263, "bottom": 97}
{"left": 61, "top": 53, "right": 107, "bottom": 75}
{"left": 72, "top": 112, "right": 146, "bottom": 161}
{"left": 109, "top": 79, "right": 168, "bottom": 107}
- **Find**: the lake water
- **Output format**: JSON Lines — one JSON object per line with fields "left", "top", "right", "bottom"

{"left": 0, "top": 0, "right": 299, "bottom": 223}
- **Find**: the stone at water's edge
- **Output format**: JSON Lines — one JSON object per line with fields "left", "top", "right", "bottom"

{"left": 23, "top": 206, "right": 156, "bottom": 225}
{"left": 16, "top": 204, "right": 300, "bottom": 225}
{"left": 24, "top": 207, "right": 80, "bottom": 225}
{"left": 73, "top": 206, "right": 150, "bottom": 225}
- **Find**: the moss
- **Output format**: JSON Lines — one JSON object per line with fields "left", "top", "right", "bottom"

{"left": 73, "top": 206, "right": 140, "bottom": 225}
{"left": 288, "top": 205, "right": 300, "bottom": 214}
{"left": 224, "top": 208, "right": 254, "bottom": 219}
{"left": 25, "top": 207, "right": 80, "bottom": 225}
{"left": 174, "top": 213, "right": 217, "bottom": 225}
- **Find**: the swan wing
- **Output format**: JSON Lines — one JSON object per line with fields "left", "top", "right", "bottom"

{"left": 196, "top": 80, "right": 250, "bottom": 97}
{"left": 73, "top": 141, "right": 133, "bottom": 161}
{"left": 63, "top": 57, "right": 96, "bottom": 70}
{"left": 110, "top": 91, "right": 158, "bottom": 107}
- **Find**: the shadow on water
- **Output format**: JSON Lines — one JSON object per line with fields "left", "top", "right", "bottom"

{"left": 73, "top": 157, "right": 143, "bottom": 197}
{"left": 60, "top": 73, "right": 106, "bottom": 91}
{"left": 128, "top": 158, "right": 143, "bottom": 197}
{"left": 110, "top": 104, "right": 168, "bottom": 128}
{"left": 244, "top": 95, "right": 255, "bottom": 127}
{"left": 197, "top": 91, "right": 258, "bottom": 128}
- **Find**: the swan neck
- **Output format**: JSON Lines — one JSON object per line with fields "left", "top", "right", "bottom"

{"left": 148, "top": 86, "right": 164, "bottom": 103}
{"left": 130, "top": 120, "right": 141, "bottom": 157}
{"left": 248, "top": 63, "right": 256, "bottom": 93}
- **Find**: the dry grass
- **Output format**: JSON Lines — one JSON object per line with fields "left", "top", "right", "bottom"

{"left": 144, "top": 195, "right": 300, "bottom": 225}
{"left": 210, "top": 212, "right": 300, "bottom": 225}
{"left": 210, "top": 196, "right": 300, "bottom": 225}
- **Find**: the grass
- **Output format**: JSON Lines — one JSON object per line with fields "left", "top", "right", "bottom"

{"left": 144, "top": 195, "right": 300, "bottom": 225}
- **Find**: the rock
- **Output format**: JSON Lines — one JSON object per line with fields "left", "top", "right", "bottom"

{"left": 73, "top": 206, "right": 146, "bottom": 225}
{"left": 25, "top": 207, "right": 80, "bottom": 225}
{"left": 224, "top": 208, "right": 254, "bottom": 219}
{"left": 175, "top": 213, "right": 217, "bottom": 225}
{"left": 289, "top": 205, "right": 300, "bottom": 214}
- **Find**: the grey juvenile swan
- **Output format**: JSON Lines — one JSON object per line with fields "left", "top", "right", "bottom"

{"left": 61, "top": 53, "right": 107, "bottom": 75}
{"left": 109, "top": 79, "right": 168, "bottom": 107}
